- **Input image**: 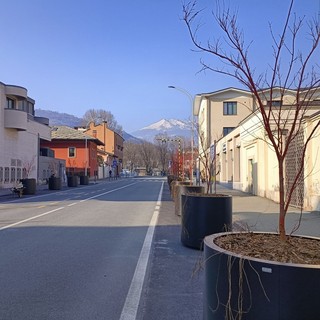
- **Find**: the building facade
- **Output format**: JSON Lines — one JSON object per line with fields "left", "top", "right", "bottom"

{"left": 84, "top": 122, "right": 124, "bottom": 177}
{"left": 0, "top": 81, "right": 52, "bottom": 189}
{"left": 197, "top": 86, "right": 320, "bottom": 211}
{"left": 41, "top": 126, "right": 103, "bottom": 178}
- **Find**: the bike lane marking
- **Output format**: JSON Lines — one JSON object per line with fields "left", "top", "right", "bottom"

{"left": 119, "top": 181, "right": 164, "bottom": 320}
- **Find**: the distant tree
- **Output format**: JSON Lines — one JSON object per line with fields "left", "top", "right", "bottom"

{"left": 123, "top": 141, "right": 141, "bottom": 172}
{"left": 82, "top": 109, "right": 123, "bottom": 135}
{"left": 154, "top": 134, "right": 170, "bottom": 174}
{"left": 139, "top": 141, "right": 156, "bottom": 174}
{"left": 22, "top": 156, "right": 36, "bottom": 178}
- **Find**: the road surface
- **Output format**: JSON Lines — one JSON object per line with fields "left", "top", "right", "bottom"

{"left": 0, "top": 177, "right": 164, "bottom": 320}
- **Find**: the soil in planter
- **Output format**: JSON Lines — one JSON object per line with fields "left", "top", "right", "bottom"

{"left": 214, "top": 233, "right": 320, "bottom": 265}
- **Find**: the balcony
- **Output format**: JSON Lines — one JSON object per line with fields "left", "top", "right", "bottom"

{"left": 5, "top": 85, "right": 28, "bottom": 99}
{"left": 4, "top": 108, "right": 27, "bottom": 131}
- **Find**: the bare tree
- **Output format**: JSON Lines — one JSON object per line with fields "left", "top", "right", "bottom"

{"left": 123, "top": 141, "right": 141, "bottom": 172}
{"left": 183, "top": 0, "right": 320, "bottom": 240}
{"left": 139, "top": 141, "right": 156, "bottom": 175}
{"left": 82, "top": 109, "right": 123, "bottom": 134}
{"left": 154, "top": 134, "right": 170, "bottom": 174}
{"left": 22, "top": 156, "right": 36, "bottom": 178}
{"left": 198, "top": 129, "right": 213, "bottom": 194}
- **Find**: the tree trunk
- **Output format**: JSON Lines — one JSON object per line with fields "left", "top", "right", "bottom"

{"left": 278, "top": 160, "right": 286, "bottom": 241}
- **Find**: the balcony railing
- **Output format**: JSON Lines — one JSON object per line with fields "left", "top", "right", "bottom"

{"left": 4, "top": 108, "right": 27, "bottom": 131}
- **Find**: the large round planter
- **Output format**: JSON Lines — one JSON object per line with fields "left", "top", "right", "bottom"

{"left": 181, "top": 194, "right": 232, "bottom": 250}
{"left": 204, "top": 232, "right": 320, "bottom": 320}
{"left": 175, "top": 185, "right": 204, "bottom": 216}
{"left": 171, "top": 180, "right": 191, "bottom": 200}
{"left": 21, "top": 178, "right": 36, "bottom": 195}
{"left": 167, "top": 175, "right": 176, "bottom": 190}
{"left": 80, "top": 175, "right": 89, "bottom": 185}
{"left": 67, "top": 176, "right": 78, "bottom": 187}
{"left": 48, "top": 177, "right": 61, "bottom": 190}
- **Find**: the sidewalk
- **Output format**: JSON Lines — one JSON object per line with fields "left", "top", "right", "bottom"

{"left": 0, "top": 183, "right": 67, "bottom": 201}
{"left": 138, "top": 182, "right": 320, "bottom": 320}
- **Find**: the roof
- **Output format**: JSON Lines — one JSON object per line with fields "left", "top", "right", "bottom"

{"left": 193, "top": 87, "right": 252, "bottom": 116}
{"left": 50, "top": 126, "right": 104, "bottom": 145}
{"left": 197, "top": 87, "right": 251, "bottom": 97}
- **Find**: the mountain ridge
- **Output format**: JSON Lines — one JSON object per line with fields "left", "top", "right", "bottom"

{"left": 131, "top": 118, "right": 190, "bottom": 142}
{"left": 35, "top": 109, "right": 190, "bottom": 142}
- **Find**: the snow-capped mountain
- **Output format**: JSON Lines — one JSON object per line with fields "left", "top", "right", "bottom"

{"left": 34, "top": 109, "right": 190, "bottom": 143}
{"left": 131, "top": 119, "right": 191, "bottom": 142}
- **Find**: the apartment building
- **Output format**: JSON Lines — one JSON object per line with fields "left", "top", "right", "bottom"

{"left": 194, "top": 88, "right": 254, "bottom": 156}
{"left": 0, "top": 81, "right": 52, "bottom": 189}
{"left": 41, "top": 126, "right": 104, "bottom": 178}
{"left": 84, "top": 122, "right": 124, "bottom": 177}
{"left": 198, "top": 86, "right": 320, "bottom": 211}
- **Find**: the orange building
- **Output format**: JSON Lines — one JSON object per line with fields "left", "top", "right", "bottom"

{"left": 41, "top": 126, "right": 104, "bottom": 177}
{"left": 84, "top": 122, "right": 124, "bottom": 176}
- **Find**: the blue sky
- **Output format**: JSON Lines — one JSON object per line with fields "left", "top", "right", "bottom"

{"left": 0, "top": 0, "right": 318, "bottom": 133}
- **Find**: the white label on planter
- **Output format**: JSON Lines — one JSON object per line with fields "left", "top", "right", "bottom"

{"left": 262, "top": 267, "right": 272, "bottom": 273}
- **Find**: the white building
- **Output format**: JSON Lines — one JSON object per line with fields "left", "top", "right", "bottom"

{"left": 195, "top": 86, "right": 320, "bottom": 211}
{"left": 0, "top": 81, "right": 52, "bottom": 189}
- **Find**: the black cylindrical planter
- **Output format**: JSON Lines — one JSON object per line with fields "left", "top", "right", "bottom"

{"left": 171, "top": 181, "right": 191, "bottom": 200}
{"left": 175, "top": 185, "right": 204, "bottom": 216}
{"left": 167, "top": 175, "right": 176, "bottom": 190}
{"left": 204, "top": 232, "right": 320, "bottom": 320}
{"left": 67, "top": 176, "right": 78, "bottom": 187}
{"left": 21, "top": 178, "right": 36, "bottom": 195}
{"left": 48, "top": 177, "right": 61, "bottom": 190}
{"left": 80, "top": 176, "right": 89, "bottom": 185}
{"left": 181, "top": 194, "right": 232, "bottom": 250}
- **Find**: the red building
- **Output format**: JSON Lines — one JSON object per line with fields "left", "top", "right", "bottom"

{"left": 41, "top": 126, "right": 104, "bottom": 177}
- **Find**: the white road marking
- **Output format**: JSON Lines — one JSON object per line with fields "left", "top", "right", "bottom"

{"left": 79, "top": 183, "right": 138, "bottom": 203}
{"left": 0, "top": 182, "right": 138, "bottom": 231}
{"left": 67, "top": 203, "right": 77, "bottom": 207}
{"left": 119, "top": 182, "right": 164, "bottom": 320}
{"left": 0, "top": 207, "right": 65, "bottom": 231}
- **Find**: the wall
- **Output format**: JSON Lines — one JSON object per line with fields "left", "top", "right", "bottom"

{"left": 0, "top": 82, "right": 50, "bottom": 189}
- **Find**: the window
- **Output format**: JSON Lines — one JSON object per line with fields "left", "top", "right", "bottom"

{"left": 7, "top": 98, "right": 15, "bottom": 109}
{"left": 223, "top": 102, "right": 237, "bottom": 115}
{"left": 267, "top": 100, "right": 282, "bottom": 107}
{"left": 223, "top": 127, "right": 235, "bottom": 136}
{"left": 18, "top": 100, "right": 27, "bottom": 111}
{"left": 4, "top": 167, "right": 9, "bottom": 182}
{"left": 69, "top": 147, "right": 76, "bottom": 158}
{"left": 27, "top": 101, "right": 34, "bottom": 115}
{"left": 11, "top": 168, "right": 16, "bottom": 182}
{"left": 17, "top": 168, "right": 22, "bottom": 180}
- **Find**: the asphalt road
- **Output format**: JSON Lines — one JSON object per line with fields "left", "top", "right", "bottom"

{"left": 0, "top": 177, "right": 165, "bottom": 320}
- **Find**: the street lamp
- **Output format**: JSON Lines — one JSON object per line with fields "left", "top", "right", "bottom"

{"left": 168, "top": 86, "right": 194, "bottom": 183}
{"left": 84, "top": 121, "right": 93, "bottom": 177}
{"left": 85, "top": 136, "right": 88, "bottom": 176}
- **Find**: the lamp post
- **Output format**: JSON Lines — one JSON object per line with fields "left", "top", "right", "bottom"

{"left": 85, "top": 136, "right": 88, "bottom": 176}
{"left": 84, "top": 121, "right": 93, "bottom": 177}
{"left": 168, "top": 86, "right": 194, "bottom": 183}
